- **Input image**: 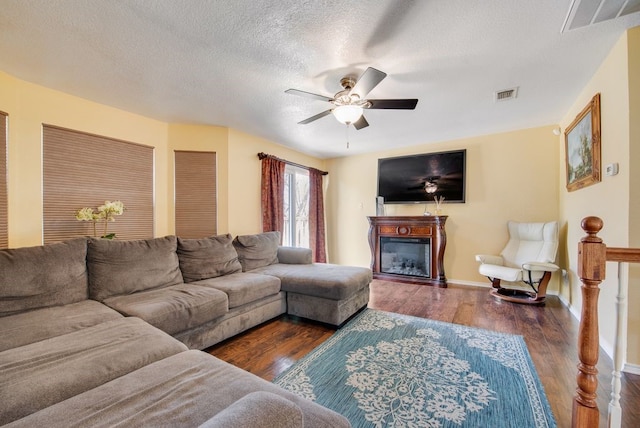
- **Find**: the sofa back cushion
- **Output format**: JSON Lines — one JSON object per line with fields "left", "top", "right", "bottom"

{"left": 177, "top": 234, "right": 242, "bottom": 282}
{"left": 87, "top": 236, "right": 183, "bottom": 301}
{"left": 277, "top": 246, "right": 312, "bottom": 265}
{"left": 232, "top": 231, "right": 280, "bottom": 271}
{"left": 0, "top": 238, "right": 88, "bottom": 317}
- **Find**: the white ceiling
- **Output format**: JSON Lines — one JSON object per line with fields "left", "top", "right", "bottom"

{"left": 1, "top": 0, "right": 639, "bottom": 158}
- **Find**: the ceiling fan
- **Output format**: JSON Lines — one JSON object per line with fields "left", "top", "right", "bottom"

{"left": 285, "top": 67, "right": 418, "bottom": 130}
{"left": 407, "top": 172, "right": 463, "bottom": 194}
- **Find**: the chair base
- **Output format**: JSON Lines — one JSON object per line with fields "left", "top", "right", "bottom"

{"left": 490, "top": 287, "right": 546, "bottom": 305}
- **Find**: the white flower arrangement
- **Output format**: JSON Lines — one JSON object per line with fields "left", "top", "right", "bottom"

{"left": 75, "top": 200, "right": 125, "bottom": 239}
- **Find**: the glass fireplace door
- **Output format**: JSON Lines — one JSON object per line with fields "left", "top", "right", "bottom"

{"left": 379, "top": 237, "right": 431, "bottom": 278}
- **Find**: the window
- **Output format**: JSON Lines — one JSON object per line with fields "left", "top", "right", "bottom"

{"left": 0, "top": 112, "right": 7, "bottom": 249}
{"left": 283, "top": 165, "right": 309, "bottom": 247}
{"left": 174, "top": 150, "right": 217, "bottom": 238}
{"left": 42, "top": 125, "right": 154, "bottom": 243}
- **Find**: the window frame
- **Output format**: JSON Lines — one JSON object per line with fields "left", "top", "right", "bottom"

{"left": 283, "top": 164, "right": 309, "bottom": 248}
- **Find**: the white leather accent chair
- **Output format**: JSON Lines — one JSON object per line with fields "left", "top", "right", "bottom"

{"left": 475, "top": 221, "right": 559, "bottom": 304}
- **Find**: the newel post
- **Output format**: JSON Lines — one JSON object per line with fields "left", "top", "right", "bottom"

{"left": 572, "top": 216, "right": 606, "bottom": 428}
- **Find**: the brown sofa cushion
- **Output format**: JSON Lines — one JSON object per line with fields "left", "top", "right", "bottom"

{"left": 103, "top": 283, "right": 229, "bottom": 335}
{"left": 0, "top": 238, "right": 88, "bottom": 317}
{"left": 177, "top": 234, "right": 242, "bottom": 282}
{"left": 0, "top": 317, "right": 187, "bottom": 425}
{"left": 7, "top": 350, "right": 351, "bottom": 428}
{"left": 252, "top": 263, "right": 373, "bottom": 300}
{"left": 233, "top": 231, "right": 280, "bottom": 271}
{"left": 277, "top": 246, "right": 312, "bottom": 265}
{"left": 0, "top": 300, "right": 123, "bottom": 352}
{"left": 87, "top": 236, "right": 183, "bottom": 301}
{"left": 193, "top": 272, "right": 281, "bottom": 309}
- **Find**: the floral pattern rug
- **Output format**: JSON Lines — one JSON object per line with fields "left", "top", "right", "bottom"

{"left": 274, "top": 309, "right": 556, "bottom": 427}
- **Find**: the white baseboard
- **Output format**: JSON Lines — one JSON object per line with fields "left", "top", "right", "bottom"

{"left": 552, "top": 294, "right": 619, "bottom": 361}
{"left": 566, "top": 300, "right": 582, "bottom": 321}
{"left": 452, "top": 281, "right": 640, "bottom": 375}
{"left": 451, "top": 281, "right": 624, "bottom": 365}
{"left": 545, "top": 293, "right": 640, "bottom": 375}
{"left": 448, "top": 279, "right": 489, "bottom": 288}
{"left": 557, "top": 293, "right": 571, "bottom": 308}
{"left": 623, "top": 362, "right": 640, "bottom": 375}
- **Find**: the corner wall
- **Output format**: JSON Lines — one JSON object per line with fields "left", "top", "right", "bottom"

{"left": 0, "top": 71, "right": 169, "bottom": 247}
{"left": 167, "top": 124, "right": 230, "bottom": 234}
{"left": 628, "top": 26, "right": 640, "bottom": 368}
{"left": 559, "top": 27, "right": 639, "bottom": 367}
{"left": 0, "top": 69, "right": 329, "bottom": 249}
{"left": 226, "top": 129, "right": 327, "bottom": 237}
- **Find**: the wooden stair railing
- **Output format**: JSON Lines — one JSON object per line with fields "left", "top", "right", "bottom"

{"left": 572, "top": 216, "right": 640, "bottom": 428}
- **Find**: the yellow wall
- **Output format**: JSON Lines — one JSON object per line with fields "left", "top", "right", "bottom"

{"left": 0, "top": 71, "right": 169, "bottom": 247}
{"left": 325, "top": 126, "right": 561, "bottom": 289}
{"left": 0, "top": 71, "right": 327, "bottom": 247}
{"left": 558, "top": 27, "right": 639, "bottom": 366}
{"left": 628, "top": 27, "right": 640, "bottom": 366}
{"left": 167, "top": 124, "right": 230, "bottom": 234}
{"left": 0, "top": 69, "right": 328, "bottom": 249}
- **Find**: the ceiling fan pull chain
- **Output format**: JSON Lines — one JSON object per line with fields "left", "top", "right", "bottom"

{"left": 346, "top": 124, "right": 350, "bottom": 149}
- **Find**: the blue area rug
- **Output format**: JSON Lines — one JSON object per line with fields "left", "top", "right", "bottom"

{"left": 274, "top": 309, "right": 556, "bottom": 427}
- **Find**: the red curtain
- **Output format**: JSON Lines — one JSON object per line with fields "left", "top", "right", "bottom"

{"left": 261, "top": 157, "right": 286, "bottom": 238}
{"left": 309, "top": 168, "right": 327, "bottom": 263}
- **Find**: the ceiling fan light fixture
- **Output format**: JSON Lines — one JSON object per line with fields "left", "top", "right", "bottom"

{"left": 424, "top": 182, "right": 438, "bottom": 194}
{"left": 332, "top": 104, "right": 363, "bottom": 124}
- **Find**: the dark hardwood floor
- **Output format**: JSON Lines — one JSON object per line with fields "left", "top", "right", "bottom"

{"left": 207, "top": 280, "right": 640, "bottom": 428}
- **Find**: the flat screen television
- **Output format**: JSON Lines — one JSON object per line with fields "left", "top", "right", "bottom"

{"left": 377, "top": 149, "right": 466, "bottom": 204}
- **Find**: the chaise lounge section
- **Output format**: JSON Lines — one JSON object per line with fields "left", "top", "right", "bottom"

{"left": 234, "top": 232, "right": 373, "bottom": 326}
{"left": 0, "top": 231, "right": 371, "bottom": 426}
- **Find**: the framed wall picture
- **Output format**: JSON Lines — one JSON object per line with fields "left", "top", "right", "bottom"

{"left": 564, "top": 93, "right": 601, "bottom": 192}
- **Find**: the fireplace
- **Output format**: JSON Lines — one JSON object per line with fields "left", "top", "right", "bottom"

{"left": 367, "top": 216, "right": 447, "bottom": 286}
{"left": 380, "top": 237, "right": 431, "bottom": 278}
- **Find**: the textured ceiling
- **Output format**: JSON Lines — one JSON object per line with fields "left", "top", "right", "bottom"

{"left": 1, "top": 0, "right": 639, "bottom": 158}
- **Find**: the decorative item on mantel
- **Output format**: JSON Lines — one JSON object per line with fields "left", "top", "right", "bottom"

{"left": 423, "top": 182, "right": 436, "bottom": 215}
{"left": 433, "top": 195, "right": 445, "bottom": 215}
{"left": 75, "top": 200, "right": 125, "bottom": 239}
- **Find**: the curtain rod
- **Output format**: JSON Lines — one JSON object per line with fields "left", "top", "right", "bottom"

{"left": 257, "top": 152, "right": 328, "bottom": 175}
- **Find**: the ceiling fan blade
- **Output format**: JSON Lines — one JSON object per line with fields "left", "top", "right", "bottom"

{"left": 353, "top": 115, "right": 369, "bottom": 130}
{"left": 285, "top": 89, "right": 334, "bottom": 103}
{"left": 298, "top": 109, "right": 332, "bottom": 124}
{"left": 368, "top": 99, "right": 418, "bottom": 109}
{"left": 349, "top": 67, "right": 387, "bottom": 98}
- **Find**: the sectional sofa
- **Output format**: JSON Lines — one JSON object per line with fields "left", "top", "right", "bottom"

{"left": 0, "top": 231, "right": 371, "bottom": 427}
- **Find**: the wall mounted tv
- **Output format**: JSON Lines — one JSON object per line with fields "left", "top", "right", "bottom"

{"left": 377, "top": 149, "right": 466, "bottom": 204}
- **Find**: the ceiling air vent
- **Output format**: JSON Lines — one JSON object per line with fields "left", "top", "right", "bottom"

{"left": 495, "top": 87, "right": 518, "bottom": 102}
{"left": 561, "top": 0, "right": 640, "bottom": 32}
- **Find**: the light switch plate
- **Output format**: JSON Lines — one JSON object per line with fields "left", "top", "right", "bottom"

{"left": 605, "top": 163, "right": 619, "bottom": 176}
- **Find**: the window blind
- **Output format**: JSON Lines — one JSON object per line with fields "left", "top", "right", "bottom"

{"left": 174, "top": 150, "right": 217, "bottom": 238}
{"left": 0, "top": 112, "right": 7, "bottom": 249}
{"left": 43, "top": 125, "right": 154, "bottom": 244}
